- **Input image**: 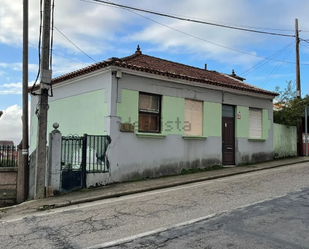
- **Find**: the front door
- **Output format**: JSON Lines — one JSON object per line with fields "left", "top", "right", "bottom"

{"left": 222, "top": 117, "right": 235, "bottom": 165}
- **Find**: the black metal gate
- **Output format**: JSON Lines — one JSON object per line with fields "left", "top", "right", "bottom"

{"left": 61, "top": 134, "right": 111, "bottom": 192}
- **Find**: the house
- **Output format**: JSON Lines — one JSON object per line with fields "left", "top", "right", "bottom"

{"left": 29, "top": 46, "right": 277, "bottom": 184}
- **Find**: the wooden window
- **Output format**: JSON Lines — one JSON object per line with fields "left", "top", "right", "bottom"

{"left": 184, "top": 99, "right": 203, "bottom": 136}
{"left": 138, "top": 93, "right": 161, "bottom": 133}
{"left": 249, "top": 108, "right": 262, "bottom": 138}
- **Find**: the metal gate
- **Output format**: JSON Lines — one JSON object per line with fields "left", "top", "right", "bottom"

{"left": 61, "top": 134, "right": 111, "bottom": 192}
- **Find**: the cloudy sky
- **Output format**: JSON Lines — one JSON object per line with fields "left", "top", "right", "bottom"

{"left": 1, "top": 0, "right": 309, "bottom": 144}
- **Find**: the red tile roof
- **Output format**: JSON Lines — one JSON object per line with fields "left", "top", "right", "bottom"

{"left": 32, "top": 47, "right": 278, "bottom": 97}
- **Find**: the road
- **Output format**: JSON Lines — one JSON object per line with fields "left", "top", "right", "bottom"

{"left": 0, "top": 163, "right": 309, "bottom": 249}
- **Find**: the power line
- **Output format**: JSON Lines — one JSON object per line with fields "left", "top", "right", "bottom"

{"left": 54, "top": 26, "right": 97, "bottom": 63}
{"left": 79, "top": 0, "right": 295, "bottom": 33}
{"left": 83, "top": 0, "right": 309, "bottom": 65}
{"left": 83, "top": 0, "right": 295, "bottom": 38}
{"left": 28, "top": 42, "right": 90, "bottom": 66}
{"left": 30, "top": 0, "right": 43, "bottom": 95}
{"left": 240, "top": 42, "right": 295, "bottom": 77}
{"left": 259, "top": 45, "right": 294, "bottom": 88}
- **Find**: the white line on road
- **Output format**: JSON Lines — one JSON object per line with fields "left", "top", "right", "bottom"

{"left": 85, "top": 213, "right": 218, "bottom": 249}
{"left": 86, "top": 190, "right": 303, "bottom": 248}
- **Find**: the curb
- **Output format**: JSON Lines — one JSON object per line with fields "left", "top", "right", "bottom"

{"left": 35, "top": 159, "right": 309, "bottom": 210}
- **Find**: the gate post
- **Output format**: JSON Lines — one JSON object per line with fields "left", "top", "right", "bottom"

{"left": 81, "top": 134, "right": 87, "bottom": 189}
{"left": 16, "top": 143, "right": 25, "bottom": 203}
{"left": 47, "top": 123, "right": 62, "bottom": 197}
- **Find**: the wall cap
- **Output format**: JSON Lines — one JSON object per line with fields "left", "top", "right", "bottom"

{"left": 248, "top": 138, "right": 266, "bottom": 142}
{"left": 182, "top": 135, "right": 207, "bottom": 140}
{"left": 136, "top": 133, "right": 166, "bottom": 139}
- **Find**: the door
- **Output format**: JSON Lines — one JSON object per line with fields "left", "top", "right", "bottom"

{"left": 222, "top": 117, "right": 235, "bottom": 165}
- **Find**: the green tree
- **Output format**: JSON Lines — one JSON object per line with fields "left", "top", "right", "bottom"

{"left": 274, "top": 81, "right": 309, "bottom": 126}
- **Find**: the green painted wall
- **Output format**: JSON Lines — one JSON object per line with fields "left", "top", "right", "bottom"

{"left": 273, "top": 123, "right": 297, "bottom": 157}
{"left": 235, "top": 106, "right": 249, "bottom": 138}
{"left": 262, "top": 109, "right": 271, "bottom": 139}
{"left": 30, "top": 89, "right": 107, "bottom": 152}
{"left": 162, "top": 96, "right": 185, "bottom": 135}
{"left": 116, "top": 89, "right": 139, "bottom": 125}
{"left": 48, "top": 89, "right": 107, "bottom": 136}
{"left": 203, "top": 102, "right": 221, "bottom": 137}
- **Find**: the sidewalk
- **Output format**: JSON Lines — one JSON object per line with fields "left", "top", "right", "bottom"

{"left": 1, "top": 157, "right": 308, "bottom": 220}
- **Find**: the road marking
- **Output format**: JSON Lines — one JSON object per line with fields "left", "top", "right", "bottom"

{"left": 86, "top": 213, "right": 218, "bottom": 249}
{"left": 86, "top": 190, "right": 303, "bottom": 249}
{"left": 0, "top": 165, "right": 306, "bottom": 223}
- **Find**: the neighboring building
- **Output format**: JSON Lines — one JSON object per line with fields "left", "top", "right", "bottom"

{"left": 0, "top": 140, "right": 15, "bottom": 158}
{"left": 29, "top": 46, "right": 277, "bottom": 183}
{"left": 0, "top": 141, "right": 14, "bottom": 147}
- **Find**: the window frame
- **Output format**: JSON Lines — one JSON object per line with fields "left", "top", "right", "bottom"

{"left": 184, "top": 99, "right": 203, "bottom": 136}
{"left": 138, "top": 92, "right": 162, "bottom": 133}
{"left": 249, "top": 108, "right": 262, "bottom": 139}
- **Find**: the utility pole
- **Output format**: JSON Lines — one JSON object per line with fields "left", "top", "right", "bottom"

{"left": 295, "top": 18, "right": 301, "bottom": 98}
{"left": 295, "top": 18, "right": 303, "bottom": 156}
{"left": 20, "top": 0, "right": 29, "bottom": 202}
{"left": 35, "top": 0, "right": 52, "bottom": 199}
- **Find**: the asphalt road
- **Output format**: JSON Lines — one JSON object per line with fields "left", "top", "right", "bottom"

{"left": 109, "top": 188, "right": 309, "bottom": 249}
{"left": 0, "top": 163, "right": 309, "bottom": 249}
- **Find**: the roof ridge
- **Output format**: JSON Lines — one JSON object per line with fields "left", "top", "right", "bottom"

{"left": 135, "top": 53, "right": 215, "bottom": 73}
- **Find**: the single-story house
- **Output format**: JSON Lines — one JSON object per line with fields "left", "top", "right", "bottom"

{"left": 30, "top": 46, "right": 277, "bottom": 185}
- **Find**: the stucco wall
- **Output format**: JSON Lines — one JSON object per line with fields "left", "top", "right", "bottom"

{"left": 29, "top": 72, "right": 111, "bottom": 153}
{"left": 273, "top": 123, "right": 297, "bottom": 158}
{"left": 107, "top": 72, "right": 274, "bottom": 182}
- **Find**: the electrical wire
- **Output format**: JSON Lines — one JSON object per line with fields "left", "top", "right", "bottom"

{"left": 259, "top": 46, "right": 294, "bottom": 88}
{"left": 30, "top": 0, "right": 43, "bottom": 96}
{"left": 54, "top": 26, "right": 97, "bottom": 63}
{"left": 240, "top": 42, "right": 295, "bottom": 77}
{"left": 83, "top": 0, "right": 295, "bottom": 38}
{"left": 80, "top": 0, "right": 309, "bottom": 66}
{"left": 49, "top": 0, "right": 55, "bottom": 97}
{"left": 28, "top": 42, "right": 90, "bottom": 66}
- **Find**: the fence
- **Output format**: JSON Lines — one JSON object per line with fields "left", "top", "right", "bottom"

{"left": 61, "top": 134, "right": 111, "bottom": 173}
{"left": 273, "top": 123, "right": 297, "bottom": 158}
{"left": 0, "top": 145, "right": 18, "bottom": 167}
{"left": 60, "top": 134, "right": 110, "bottom": 191}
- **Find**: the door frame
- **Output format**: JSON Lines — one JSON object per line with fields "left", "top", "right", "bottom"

{"left": 222, "top": 105, "right": 236, "bottom": 165}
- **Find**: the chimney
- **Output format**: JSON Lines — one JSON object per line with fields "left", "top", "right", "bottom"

{"left": 205, "top": 64, "right": 207, "bottom": 70}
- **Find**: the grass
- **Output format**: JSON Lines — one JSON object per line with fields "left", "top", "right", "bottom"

{"left": 181, "top": 165, "right": 223, "bottom": 175}
{"left": 0, "top": 159, "right": 18, "bottom": 167}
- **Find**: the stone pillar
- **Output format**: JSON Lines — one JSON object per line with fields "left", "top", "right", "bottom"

{"left": 46, "top": 123, "right": 62, "bottom": 197}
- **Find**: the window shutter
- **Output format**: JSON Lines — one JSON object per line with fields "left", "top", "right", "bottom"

{"left": 185, "top": 99, "right": 203, "bottom": 136}
{"left": 249, "top": 108, "right": 262, "bottom": 138}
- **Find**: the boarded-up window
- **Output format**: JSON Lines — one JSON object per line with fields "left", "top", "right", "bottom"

{"left": 249, "top": 108, "right": 262, "bottom": 138}
{"left": 139, "top": 93, "right": 161, "bottom": 132}
{"left": 184, "top": 99, "right": 203, "bottom": 136}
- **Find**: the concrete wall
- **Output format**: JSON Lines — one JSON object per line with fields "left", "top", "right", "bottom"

{"left": 0, "top": 167, "right": 17, "bottom": 202}
{"left": 107, "top": 72, "right": 274, "bottom": 182}
{"left": 29, "top": 71, "right": 112, "bottom": 153}
{"left": 273, "top": 123, "right": 297, "bottom": 158}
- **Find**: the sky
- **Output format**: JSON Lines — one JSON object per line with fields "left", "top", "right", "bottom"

{"left": 1, "top": 0, "right": 309, "bottom": 145}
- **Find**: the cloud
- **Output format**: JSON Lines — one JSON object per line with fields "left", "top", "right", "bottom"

{"left": 0, "top": 81, "right": 34, "bottom": 95}
{"left": 0, "top": 62, "right": 38, "bottom": 73}
{"left": 0, "top": 105, "right": 22, "bottom": 145}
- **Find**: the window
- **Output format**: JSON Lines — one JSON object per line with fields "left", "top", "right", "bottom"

{"left": 184, "top": 99, "right": 203, "bottom": 136}
{"left": 249, "top": 108, "right": 262, "bottom": 138}
{"left": 139, "top": 93, "right": 161, "bottom": 133}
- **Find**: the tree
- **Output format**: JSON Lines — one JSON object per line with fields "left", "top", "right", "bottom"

{"left": 274, "top": 81, "right": 309, "bottom": 126}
